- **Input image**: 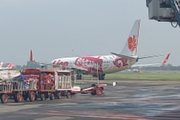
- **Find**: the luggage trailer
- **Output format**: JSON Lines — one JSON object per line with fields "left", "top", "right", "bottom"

{"left": 0, "top": 68, "right": 107, "bottom": 103}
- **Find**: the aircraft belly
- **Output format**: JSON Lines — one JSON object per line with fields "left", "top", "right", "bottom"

{"left": 103, "top": 65, "right": 129, "bottom": 74}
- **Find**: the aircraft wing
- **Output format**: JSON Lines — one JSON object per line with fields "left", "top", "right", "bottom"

{"left": 31, "top": 61, "right": 53, "bottom": 66}
{"left": 70, "top": 66, "right": 88, "bottom": 71}
{"left": 132, "top": 63, "right": 162, "bottom": 67}
{"left": 31, "top": 61, "right": 89, "bottom": 71}
{"left": 131, "top": 53, "right": 170, "bottom": 68}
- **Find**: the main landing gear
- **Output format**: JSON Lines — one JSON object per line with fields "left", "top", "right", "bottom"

{"left": 76, "top": 70, "right": 83, "bottom": 80}
{"left": 76, "top": 74, "right": 82, "bottom": 80}
{"left": 75, "top": 69, "right": 106, "bottom": 80}
{"left": 93, "top": 74, "right": 105, "bottom": 80}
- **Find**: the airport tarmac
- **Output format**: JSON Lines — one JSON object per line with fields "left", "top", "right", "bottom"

{"left": 1, "top": 80, "right": 180, "bottom": 120}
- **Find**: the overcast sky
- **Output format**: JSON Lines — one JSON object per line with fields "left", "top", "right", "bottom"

{"left": 0, "top": 0, "right": 180, "bottom": 66}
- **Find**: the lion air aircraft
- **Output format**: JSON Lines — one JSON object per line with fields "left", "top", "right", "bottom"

{"left": 0, "top": 62, "right": 15, "bottom": 70}
{"left": 31, "top": 19, "right": 170, "bottom": 80}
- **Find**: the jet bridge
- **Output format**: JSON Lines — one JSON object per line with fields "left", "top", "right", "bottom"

{"left": 146, "top": 0, "right": 180, "bottom": 28}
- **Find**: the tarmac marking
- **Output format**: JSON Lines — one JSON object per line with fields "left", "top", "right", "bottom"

{"left": 35, "top": 116, "right": 73, "bottom": 120}
{"left": 21, "top": 110, "right": 148, "bottom": 120}
{"left": 0, "top": 104, "right": 40, "bottom": 114}
{"left": 48, "top": 103, "right": 78, "bottom": 106}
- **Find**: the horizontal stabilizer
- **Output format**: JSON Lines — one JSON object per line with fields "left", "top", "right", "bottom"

{"left": 132, "top": 63, "right": 162, "bottom": 67}
{"left": 111, "top": 52, "right": 137, "bottom": 60}
{"left": 138, "top": 54, "right": 167, "bottom": 59}
{"left": 132, "top": 53, "right": 170, "bottom": 68}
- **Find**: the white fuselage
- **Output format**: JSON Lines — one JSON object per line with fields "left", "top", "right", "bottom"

{"left": 0, "top": 70, "right": 21, "bottom": 80}
{"left": 51, "top": 55, "right": 137, "bottom": 74}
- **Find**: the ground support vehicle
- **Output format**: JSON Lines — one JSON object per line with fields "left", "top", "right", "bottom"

{"left": 55, "top": 70, "right": 76, "bottom": 99}
{"left": 0, "top": 70, "right": 22, "bottom": 103}
{"left": 70, "top": 83, "right": 107, "bottom": 96}
{"left": 12, "top": 75, "right": 38, "bottom": 102}
{"left": 0, "top": 68, "right": 107, "bottom": 103}
{"left": 21, "top": 69, "right": 56, "bottom": 101}
{"left": 54, "top": 70, "right": 107, "bottom": 98}
{"left": 21, "top": 69, "right": 75, "bottom": 101}
{"left": 0, "top": 79, "right": 13, "bottom": 103}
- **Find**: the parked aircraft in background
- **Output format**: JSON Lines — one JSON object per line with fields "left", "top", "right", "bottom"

{"left": 0, "top": 62, "right": 17, "bottom": 80}
{"left": 0, "top": 62, "right": 3, "bottom": 68}
{"left": 131, "top": 53, "right": 170, "bottom": 73}
{"left": 132, "top": 53, "right": 170, "bottom": 68}
{"left": 30, "top": 19, "right": 170, "bottom": 80}
{"left": 0, "top": 70, "right": 21, "bottom": 80}
{"left": 0, "top": 62, "right": 15, "bottom": 70}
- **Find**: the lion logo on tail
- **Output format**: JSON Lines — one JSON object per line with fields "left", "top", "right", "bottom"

{"left": 128, "top": 35, "right": 137, "bottom": 52}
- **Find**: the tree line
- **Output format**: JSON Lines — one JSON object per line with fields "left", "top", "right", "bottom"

{"left": 137, "top": 64, "right": 180, "bottom": 71}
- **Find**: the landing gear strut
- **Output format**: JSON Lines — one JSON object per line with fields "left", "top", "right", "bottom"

{"left": 76, "top": 74, "right": 82, "bottom": 80}
{"left": 98, "top": 74, "right": 105, "bottom": 80}
{"left": 76, "top": 70, "right": 83, "bottom": 80}
{"left": 93, "top": 74, "right": 105, "bottom": 80}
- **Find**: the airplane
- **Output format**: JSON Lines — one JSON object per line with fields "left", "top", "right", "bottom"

{"left": 30, "top": 19, "right": 170, "bottom": 80}
{"left": 0, "top": 62, "right": 15, "bottom": 70}
{"left": 0, "top": 62, "right": 3, "bottom": 68}
{"left": 131, "top": 53, "right": 170, "bottom": 73}
{"left": 0, "top": 70, "right": 21, "bottom": 80}
{"left": 0, "top": 62, "right": 17, "bottom": 80}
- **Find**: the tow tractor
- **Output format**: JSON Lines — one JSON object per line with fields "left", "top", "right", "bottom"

{"left": 70, "top": 83, "right": 106, "bottom": 96}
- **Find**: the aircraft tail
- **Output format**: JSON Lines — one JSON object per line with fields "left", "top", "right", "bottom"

{"left": 120, "top": 19, "right": 141, "bottom": 57}
{"left": 162, "top": 53, "right": 170, "bottom": 65}
{"left": 0, "top": 62, "right": 3, "bottom": 67}
{"left": 30, "top": 50, "right": 35, "bottom": 62}
{"left": 111, "top": 20, "right": 167, "bottom": 61}
{"left": 7, "top": 63, "right": 15, "bottom": 69}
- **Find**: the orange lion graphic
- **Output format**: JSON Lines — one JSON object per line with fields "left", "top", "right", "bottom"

{"left": 128, "top": 35, "right": 137, "bottom": 52}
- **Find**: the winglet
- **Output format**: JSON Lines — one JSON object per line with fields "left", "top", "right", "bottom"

{"left": 162, "top": 53, "right": 170, "bottom": 65}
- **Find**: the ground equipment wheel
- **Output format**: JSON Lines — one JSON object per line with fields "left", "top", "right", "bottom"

{"left": 50, "top": 93, "right": 55, "bottom": 100}
{"left": 96, "top": 88, "right": 103, "bottom": 96}
{"left": 66, "top": 92, "right": 72, "bottom": 99}
{"left": 29, "top": 92, "right": 35, "bottom": 102}
{"left": 56, "top": 92, "right": 61, "bottom": 99}
{"left": 14, "top": 93, "right": 23, "bottom": 102}
{"left": 1, "top": 94, "right": 8, "bottom": 103}
{"left": 91, "top": 90, "right": 96, "bottom": 96}
{"left": 40, "top": 93, "right": 46, "bottom": 101}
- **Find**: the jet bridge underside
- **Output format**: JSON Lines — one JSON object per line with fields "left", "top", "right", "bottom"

{"left": 146, "top": 0, "right": 180, "bottom": 28}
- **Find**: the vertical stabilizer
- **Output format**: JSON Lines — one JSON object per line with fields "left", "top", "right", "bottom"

{"left": 0, "top": 62, "right": 3, "bottom": 67}
{"left": 120, "top": 20, "right": 141, "bottom": 57}
{"left": 30, "top": 50, "right": 33, "bottom": 62}
{"left": 7, "top": 63, "right": 15, "bottom": 69}
{"left": 162, "top": 53, "right": 170, "bottom": 65}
